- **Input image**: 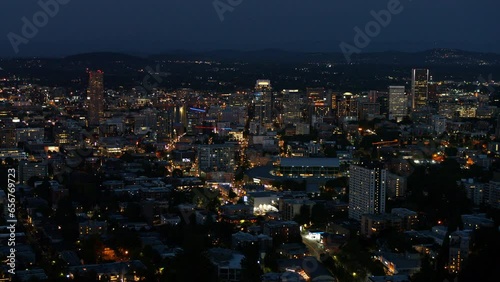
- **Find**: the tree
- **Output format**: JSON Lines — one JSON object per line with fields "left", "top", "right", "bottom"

{"left": 311, "top": 203, "right": 327, "bottom": 226}
{"left": 293, "top": 204, "right": 311, "bottom": 225}
{"left": 4, "top": 157, "right": 14, "bottom": 166}
{"left": 34, "top": 179, "right": 52, "bottom": 205}
{"left": 459, "top": 228, "right": 500, "bottom": 282}
{"left": 359, "top": 135, "right": 382, "bottom": 150}
{"left": 399, "top": 115, "right": 412, "bottom": 125}
{"left": 55, "top": 197, "right": 79, "bottom": 242}
{"left": 263, "top": 251, "right": 280, "bottom": 273}
{"left": 377, "top": 228, "right": 411, "bottom": 253}
{"left": 79, "top": 235, "right": 104, "bottom": 264}
{"left": 167, "top": 251, "right": 216, "bottom": 282}
{"left": 240, "top": 244, "right": 262, "bottom": 282}
{"left": 411, "top": 255, "right": 434, "bottom": 282}
{"left": 110, "top": 227, "right": 141, "bottom": 257}
{"left": 325, "top": 177, "right": 348, "bottom": 190}
{"left": 324, "top": 146, "right": 337, "bottom": 157}
{"left": 27, "top": 176, "right": 43, "bottom": 187}
{"left": 124, "top": 202, "right": 144, "bottom": 222}
{"left": 68, "top": 172, "right": 99, "bottom": 210}
{"left": 444, "top": 147, "right": 458, "bottom": 157}
{"left": 281, "top": 180, "right": 306, "bottom": 191}
{"left": 119, "top": 152, "right": 134, "bottom": 162}
{"left": 228, "top": 189, "right": 237, "bottom": 199}
{"left": 172, "top": 168, "right": 183, "bottom": 178}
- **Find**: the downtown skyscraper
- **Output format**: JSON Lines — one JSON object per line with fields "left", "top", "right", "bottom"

{"left": 252, "top": 80, "right": 273, "bottom": 133}
{"left": 411, "top": 69, "right": 429, "bottom": 110}
{"left": 388, "top": 86, "right": 407, "bottom": 122}
{"left": 282, "top": 89, "right": 303, "bottom": 126}
{"left": 87, "top": 70, "right": 104, "bottom": 126}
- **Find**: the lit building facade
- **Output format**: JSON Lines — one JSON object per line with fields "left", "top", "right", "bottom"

{"left": 282, "top": 89, "right": 303, "bottom": 126}
{"left": 18, "top": 160, "right": 48, "bottom": 184}
{"left": 254, "top": 80, "right": 273, "bottom": 130}
{"left": 87, "top": 70, "right": 104, "bottom": 126}
{"left": 276, "top": 158, "right": 341, "bottom": 178}
{"left": 349, "top": 163, "right": 387, "bottom": 221}
{"left": 15, "top": 128, "right": 45, "bottom": 143}
{"left": 411, "top": 69, "right": 429, "bottom": 110}
{"left": 197, "top": 143, "right": 236, "bottom": 173}
{"left": 388, "top": 86, "right": 407, "bottom": 121}
{"left": 448, "top": 230, "right": 472, "bottom": 274}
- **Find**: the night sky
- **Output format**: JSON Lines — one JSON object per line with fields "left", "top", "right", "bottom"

{"left": 1, "top": 0, "right": 499, "bottom": 57}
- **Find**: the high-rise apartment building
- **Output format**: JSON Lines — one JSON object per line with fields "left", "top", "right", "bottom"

{"left": 197, "top": 143, "right": 236, "bottom": 173}
{"left": 388, "top": 86, "right": 407, "bottom": 121}
{"left": 349, "top": 162, "right": 387, "bottom": 220}
{"left": 18, "top": 160, "right": 48, "bottom": 184}
{"left": 0, "top": 122, "right": 16, "bottom": 148}
{"left": 87, "top": 70, "right": 104, "bottom": 126}
{"left": 411, "top": 69, "right": 429, "bottom": 110}
{"left": 448, "top": 230, "right": 472, "bottom": 274}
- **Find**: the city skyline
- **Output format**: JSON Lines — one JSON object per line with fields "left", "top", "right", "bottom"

{"left": 1, "top": 55, "right": 499, "bottom": 282}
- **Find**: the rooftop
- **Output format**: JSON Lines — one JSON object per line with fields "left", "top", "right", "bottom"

{"left": 207, "top": 248, "right": 245, "bottom": 269}
{"left": 280, "top": 158, "right": 339, "bottom": 168}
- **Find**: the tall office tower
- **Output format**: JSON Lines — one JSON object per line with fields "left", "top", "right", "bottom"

{"left": 388, "top": 86, "right": 407, "bottom": 122}
{"left": 87, "top": 70, "right": 104, "bottom": 126}
{"left": 273, "top": 90, "right": 282, "bottom": 120}
{"left": 173, "top": 104, "right": 188, "bottom": 127}
{"left": 312, "top": 104, "right": 331, "bottom": 125}
{"left": 326, "top": 91, "right": 337, "bottom": 111}
{"left": 428, "top": 82, "right": 438, "bottom": 105}
{"left": 186, "top": 107, "right": 206, "bottom": 135}
{"left": 337, "top": 92, "right": 358, "bottom": 120}
{"left": 368, "top": 90, "right": 382, "bottom": 103}
{"left": 282, "top": 89, "right": 304, "bottom": 126}
{"left": 349, "top": 162, "right": 387, "bottom": 221}
{"left": 358, "top": 102, "right": 381, "bottom": 120}
{"left": 255, "top": 80, "right": 273, "bottom": 126}
{"left": 252, "top": 92, "right": 265, "bottom": 132}
{"left": 306, "top": 88, "right": 331, "bottom": 124}
{"left": 411, "top": 69, "right": 429, "bottom": 110}
{"left": 368, "top": 91, "right": 389, "bottom": 117}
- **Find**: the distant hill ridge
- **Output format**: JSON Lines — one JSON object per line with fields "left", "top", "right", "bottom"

{"left": 56, "top": 48, "right": 500, "bottom": 65}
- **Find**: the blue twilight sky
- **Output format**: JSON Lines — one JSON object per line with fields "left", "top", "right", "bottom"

{"left": 0, "top": 0, "right": 499, "bottom": 57}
